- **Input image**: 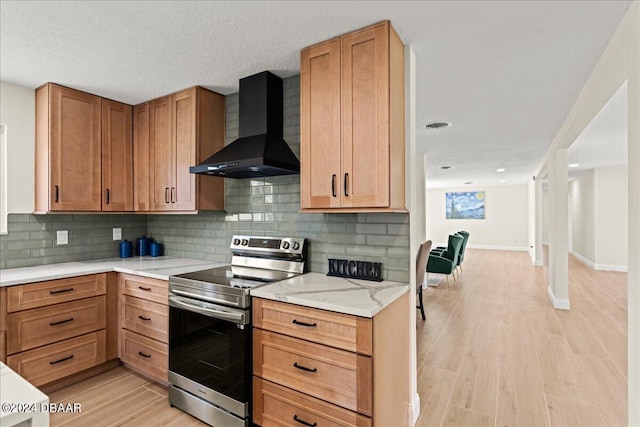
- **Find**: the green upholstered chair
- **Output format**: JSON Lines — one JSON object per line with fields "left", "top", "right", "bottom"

{"left": 427, "top": 234, "right": 464, "bottom": 287}
{"left": 416, "top": 240, "right": 432, "bottom": 320}
{"left": 431, "top": 230, "right": 469, "bottom": 273}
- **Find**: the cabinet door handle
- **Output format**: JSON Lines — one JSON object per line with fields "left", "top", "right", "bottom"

{"left": 49, "top": 317, "right": 74, "bottom": 326}
{"left": 344, "top": 173, "right": 349, "bottom": 197}
{"left": 165, "top": 187, "right": 170, "bottom": 203}
{"left": 106, "top": 189, "right": 110, "bottom": 204}
{"left": 50, "top": 355, "right": 74, "bottom": 365}
{"left": 55, "top": 185, "right": 59, "bottom": 203}
{"left": 171, "top": 187, "right": 175, "bottom": 203}
{"left": 293, "top": 415, "right": 317, "bottom": 427}
{"left": 331, "top": 174, "right": 336, "bottom": 197}
{"left": 138, "top": 286, "right": 152, "bottom": 291}
{"left": 138, "top": 351, "right": 151, "bottom": 358}
{"left": 292, "top": 319, "right": 317, "bottom": 327}
{"left": 49, "top": 287, "right": 74, "bottom": 295}
{"left": 293, "top": 362, "right": 317, "bottom": 373}
{"left": 138, "top": 315, "right": 151, "bottom": 321}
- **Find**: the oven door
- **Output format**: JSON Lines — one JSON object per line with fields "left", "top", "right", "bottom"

{"left": 168, "top": 294, "right": 251, "bottom": 420}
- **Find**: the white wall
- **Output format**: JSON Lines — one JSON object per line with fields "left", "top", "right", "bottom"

{"left": 426, "top": 184, "right": 528, "bottom": 250}
{"left": 0, "top": 81, "right": 35, "bottom": 214}
{"left": 570, "top": 171, "right": 596, "bottom": 264}
{"left": 594, "top": 167, "right": 628, "bottom": 269}
{"left": 542, "top": 189, "right": 549, "bottom": 244}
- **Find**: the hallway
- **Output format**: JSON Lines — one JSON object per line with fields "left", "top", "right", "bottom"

{"left": 415, "top": 249, "right": 627, "bottom": 426}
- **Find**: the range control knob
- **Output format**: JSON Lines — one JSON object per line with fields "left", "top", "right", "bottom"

{"left": 282, "top": 241, "right": 290, "bottom": 250}
{"left": 233, "top": 238, "right": 241, "bottom": 246}
{"left": 292, "top": 242, "right": 300, "bottom": 251}
{"left": 241, "top": 239, "right": 249, "bottom": 246}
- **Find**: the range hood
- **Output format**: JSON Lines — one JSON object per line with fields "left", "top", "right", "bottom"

{"left": 190, "top": 71, "right": 300, "bottom": 179}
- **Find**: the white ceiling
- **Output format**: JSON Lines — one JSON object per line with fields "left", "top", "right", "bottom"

{"left": 0, "top": 1, "right": 632, "bottom": 189}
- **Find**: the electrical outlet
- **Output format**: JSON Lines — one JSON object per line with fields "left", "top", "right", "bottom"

{"left": 57, "top": 230, "right": 68, "bottom": 245}
{"left": 113, "top": 228, "right": 122, "bottom": 240}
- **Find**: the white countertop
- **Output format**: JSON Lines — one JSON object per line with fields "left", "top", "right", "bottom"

{"left": 0, "top": 257, "right": 225, "bottom": 287}
{"left": 250, "top": 272, "right": 409, "bottom": 318}
{"left": 1, "top": 362, "right": 49, "bottom": 426}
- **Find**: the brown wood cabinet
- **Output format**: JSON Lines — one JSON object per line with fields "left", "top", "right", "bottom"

{"left": 36, "top": 83, "right": 102, "bottom": 212}
{"left": 252, "top": 292, "right": 410, "bottom": 426}
{"left": 135, "top": 86, "right": 225, "bottom": 212}
{"left": 4, "top": 274, "right": 111, "bottom": 387}
{"left": 102, "top": 99, "right": 133, "bottom": 211}
{"left": 300, "top": 21, "right": 406, "bottom": 212}
{"left": 35, "top": 83, "right": 134, "bottom": 213}
{"left": 119, "top": 273, "right": 169, "bottom": 383}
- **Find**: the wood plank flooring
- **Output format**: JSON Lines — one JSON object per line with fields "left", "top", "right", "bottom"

{"left": 47, "top": 367, "right": 207, "bottom": 427}
{"left": 416, "top": 249, "right": 627, "bottom": 426}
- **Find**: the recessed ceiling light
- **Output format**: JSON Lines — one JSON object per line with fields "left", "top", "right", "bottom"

{"left": 569, "top": 163, "right": 579, "bottom": 168}
{"left": 464, "top": 181, "right": 473, "bottom": 185}
{"left": 500, "top": 179, "right": 506, "bottom": 183}
{"left": 425, "top": 122, "right": 451, "bottom": 130}
{"left": 440, "top": 166, "right": 452, "bottom": 170}
{"left": 496, "top": 168, "right": 505, "bottom": 172}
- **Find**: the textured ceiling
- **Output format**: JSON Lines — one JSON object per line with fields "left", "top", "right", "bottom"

{"left": 0, "top": 0, "right": 632, "bottom": 189}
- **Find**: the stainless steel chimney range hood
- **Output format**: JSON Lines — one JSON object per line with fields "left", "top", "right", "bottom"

{"left": 190, "top": 71, "right": 300, "bottom": 179}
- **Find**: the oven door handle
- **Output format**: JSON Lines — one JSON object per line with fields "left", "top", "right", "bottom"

{"left": 170, "top": 288, "right": 241, "bottom": 308}
{"left": 169, "top": 295, "right": 246, "bottom": 325}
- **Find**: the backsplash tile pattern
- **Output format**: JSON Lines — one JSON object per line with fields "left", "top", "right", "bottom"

{"left": 1, "top": 75, "right": 410, "bottom": 282}
{"left": 147, "top": 75, "right": 410, "bottom": 282}
{"left": 0, "top": 214, "right": 147, "bottom": 269}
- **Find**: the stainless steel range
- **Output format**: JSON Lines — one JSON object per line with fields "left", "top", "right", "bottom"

{"left": 167, "top": 235, "right": 306, "bottom": 427}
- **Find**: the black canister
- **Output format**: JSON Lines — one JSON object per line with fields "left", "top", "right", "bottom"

{"left": 150, "top": 241, "right": 163, "bottom": 257}
{"left": 119, "top": 240, "right": 133, "bottom": 258}
{"left": 136, "top": 235, "right": 152, "bottom": 256}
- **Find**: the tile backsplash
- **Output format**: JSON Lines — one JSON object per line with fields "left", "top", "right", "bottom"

{"left": 1, "top": 75, "right": 410, "bottom": 282}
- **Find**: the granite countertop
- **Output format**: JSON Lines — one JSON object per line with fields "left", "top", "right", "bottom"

{"left": 1, "top": 362, "right": 49, "bottom": 426}
{"left": 250, "top": 272, "right": 409, "bottom": 318}
{"left": 0, "top": 257, "right": 225, "bottom": 287}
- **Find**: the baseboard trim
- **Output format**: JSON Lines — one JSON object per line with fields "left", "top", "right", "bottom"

{"left": 467, "top": 244, "right": 529, "bottom": 252}
{"left": 572, "top": 251, "right": 595, "bottom": 269}
{"left": 408, "top": 392, "right": 420, "bottom": 426}
{"left": 547, "top": 285, "right": 570, "bottom": 310}
{"left": 571, "top": 252, "right": 627, "bottom": 272}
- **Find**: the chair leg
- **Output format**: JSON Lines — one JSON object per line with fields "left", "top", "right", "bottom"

{"left": 446, "top": 275, "right": 450, "bottom": 288}
{"left": 418, "top": 288, "right": 426, "bottom": 320}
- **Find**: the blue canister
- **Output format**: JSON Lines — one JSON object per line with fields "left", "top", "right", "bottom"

{"left": 119, "top": 240, "right": 133, "bottom": 258}
{"left": 150, "top": 241, "right": 163, "bottom": 257}
{"left": 136, "top": 235, "right": 152, "bottom": 256}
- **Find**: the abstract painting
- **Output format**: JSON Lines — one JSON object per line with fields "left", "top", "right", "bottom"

{"left": 446, "top": 191, "right": 485, "bottom": 219}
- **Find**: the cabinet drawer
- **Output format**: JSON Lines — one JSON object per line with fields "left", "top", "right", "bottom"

{"left": 122, "top": 295, "right": 169, "bottom": 343}
{"left": 253, "top": 329, "right": 372, "bottom": 416}
{"left": 253, "top": 298, "right": 372, "bottom": 355}
{"left": 120, "top": 329, "right": 168, "bottom": 383}
{"left": 254, "top": 377, "right": 372, "bottom": 427}
{"left": 7, "top": 274, "right": 106, "bottom": 312}
{"left": 7, "top": 330, "right": 106, "bottom": 387}
{"left": 120, "top": 274, "right": 168, "bottom": 304}
{"left": 7, "top": 296, "right": 106, "bottom": 354}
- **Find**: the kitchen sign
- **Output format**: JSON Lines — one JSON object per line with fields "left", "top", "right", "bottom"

{"left": 327, "top": 258, "right": 383, "bottom": 282}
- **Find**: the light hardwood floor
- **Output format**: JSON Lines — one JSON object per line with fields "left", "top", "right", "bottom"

{"left": 46, "top": 367, "right": 207, "bottom": 427}
{"left": 416, "top": 249, "right": 627, "bottom": 427}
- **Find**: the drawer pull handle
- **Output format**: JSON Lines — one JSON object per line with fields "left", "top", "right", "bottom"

{"left": 293, "top": 362, "right": 317, "bottom": 373}
{"left": 138, "top": 286, "right": 152, "bottom": 291}
{"left": 50, "top": 317, "right": 74, "bottom": 326}
{"left": 293, "top": 415, "right": 317, "bottom": 427}
{"left": 50, "top": 355, "right": 74, "bottom": 365}
{"left": 138, "top": 351, "right": 151, "bottom": 358}
{"left": 138, "top": 315, "right": 151, "bottom": 321}
{"left": 292, "top": 319, "right": 317, "bottom": 328}
{"left": 49, "top": 288, "right": 74, "bottom": 295}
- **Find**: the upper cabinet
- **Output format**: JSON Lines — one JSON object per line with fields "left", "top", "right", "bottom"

{"left": 102, "top": 99, "right": 133, "bottom": 211}
{"left": 36, "top": 84, "right": 103, "bottom": 212}
{"left": 35, "top": 84, "right": 133, "bottom": 213}
{"left": 134, "top": 86, "right": 225, "bottom": 212}
{"left": 300, "top": 21, "right": 406, "bottom": 212}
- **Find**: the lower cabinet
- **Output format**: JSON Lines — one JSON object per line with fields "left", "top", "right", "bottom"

{"left": 252, "top": 293, "right": 410, "bottom": 427}
{"left": 118, "top": 274, "right": 169, "bottom": 383}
